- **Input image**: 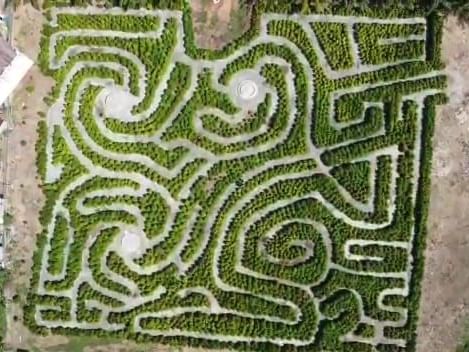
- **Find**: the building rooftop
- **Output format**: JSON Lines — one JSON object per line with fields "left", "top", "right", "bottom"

{"left": 0, "top": 36, "right": 33, "bottom": 106}
{"left": 0, "top": 36, "right": 14, "bottom": 70}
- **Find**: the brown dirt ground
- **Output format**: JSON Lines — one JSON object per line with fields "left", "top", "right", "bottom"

{"left": 190, "top": 0, "right": 251, "bottom": 50}
{"left": 417, "top": 17, "right": 469, "bottom": 352}
{"left": 2, "top": 3, "right": 58, "bottom": 351}
{"left": 3, "top": 3, "right": 469, "bottom": 352}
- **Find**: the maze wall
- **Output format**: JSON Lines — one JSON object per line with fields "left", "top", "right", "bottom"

{"left": 26, "top": 7, "right": 447, "bottom": 352}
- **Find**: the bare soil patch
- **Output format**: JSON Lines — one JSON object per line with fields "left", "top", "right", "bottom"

{"left": 2, "top": 3, "right": 56, "bottom": 351}
{"left": 191, "top": 0, "right": 251, "bottom": 50}
{"left": 417, "top": 16, "right": 469, "bottom": 352}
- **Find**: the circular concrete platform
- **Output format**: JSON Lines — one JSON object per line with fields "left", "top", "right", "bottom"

{"left": 229, "top": 70, "right": 266, "bottom": 110}
{"left": 121, "top": 230, "right": 141, "bottom": 256}
{"left": 237, "top": 80, "right": 259, "bottom": 101}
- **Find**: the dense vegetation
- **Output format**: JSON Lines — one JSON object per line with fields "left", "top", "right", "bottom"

{"left": 22, "top": 3, "right": 447, "bottom": 352}
{"left": 13, "top": 0, "right": 466, "bottom": 22}
{"left": 245, "top": 0, "right": 468, "bottom": 22}
{"left": 0, "top": 270, "right": 6, "bottom": 352}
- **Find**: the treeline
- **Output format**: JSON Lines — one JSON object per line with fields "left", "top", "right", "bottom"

{"left": 19, "top": 0, "right": 185, "bottom": 10}
{"left": 11, "top": 0, "right": 468, "bottom": 23}
{"left": 14, "top": 0, "right": 469, "bottom": 20}
{"left": 243, "top": 0, "right": 469, "bottom": 20}
{"left": 0, "top": 270, "right": 7, "bottom": 352}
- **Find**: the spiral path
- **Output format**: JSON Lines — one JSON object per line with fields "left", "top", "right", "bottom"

{"left": 25, "top": 7, "right": 446, "bottom": 351}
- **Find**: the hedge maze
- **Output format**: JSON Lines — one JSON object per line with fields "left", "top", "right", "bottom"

{"left": 26, "top": 6, "right": 447, "bottom": 352}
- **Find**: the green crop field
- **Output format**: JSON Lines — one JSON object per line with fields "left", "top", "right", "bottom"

{"left": 25, "top": 3, "right": 447, "bottom": 351}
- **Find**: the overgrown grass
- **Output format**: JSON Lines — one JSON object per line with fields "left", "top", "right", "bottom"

{"left": 48, "top": 337, "right": 121, "bottom": 352}
{"left": 47, "top": 336, "right": 164, "bottom": 352}
{"left": 0, "top": 270, "right": 7, "bottom": 351}
{"left": 3, "top": 213, "right": 13, "bottom": 227}
{"left": 457, "top": 325, "right": 469, "bottom": 352}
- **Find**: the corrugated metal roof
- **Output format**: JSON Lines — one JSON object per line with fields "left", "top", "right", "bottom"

{"left": 0, "top": 35, "right": 32, "bottom": 106}
{"left": 0, "top": 50, "right": 33, "bottom": 106}
{"left": 0, "top": 36, "right": 14, "bottom": 74}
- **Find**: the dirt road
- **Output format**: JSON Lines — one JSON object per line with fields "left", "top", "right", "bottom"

{"left": 417, "top": 16, "right": 469, "bottom": 352}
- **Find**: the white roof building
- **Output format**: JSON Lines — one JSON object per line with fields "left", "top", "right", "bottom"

{"left": 0, "top": 36, "right": 33, "bottom": 106}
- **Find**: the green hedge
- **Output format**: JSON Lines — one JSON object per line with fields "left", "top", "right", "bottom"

{"left": 25, "top": 5, "right": 447, "bottom": 352}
